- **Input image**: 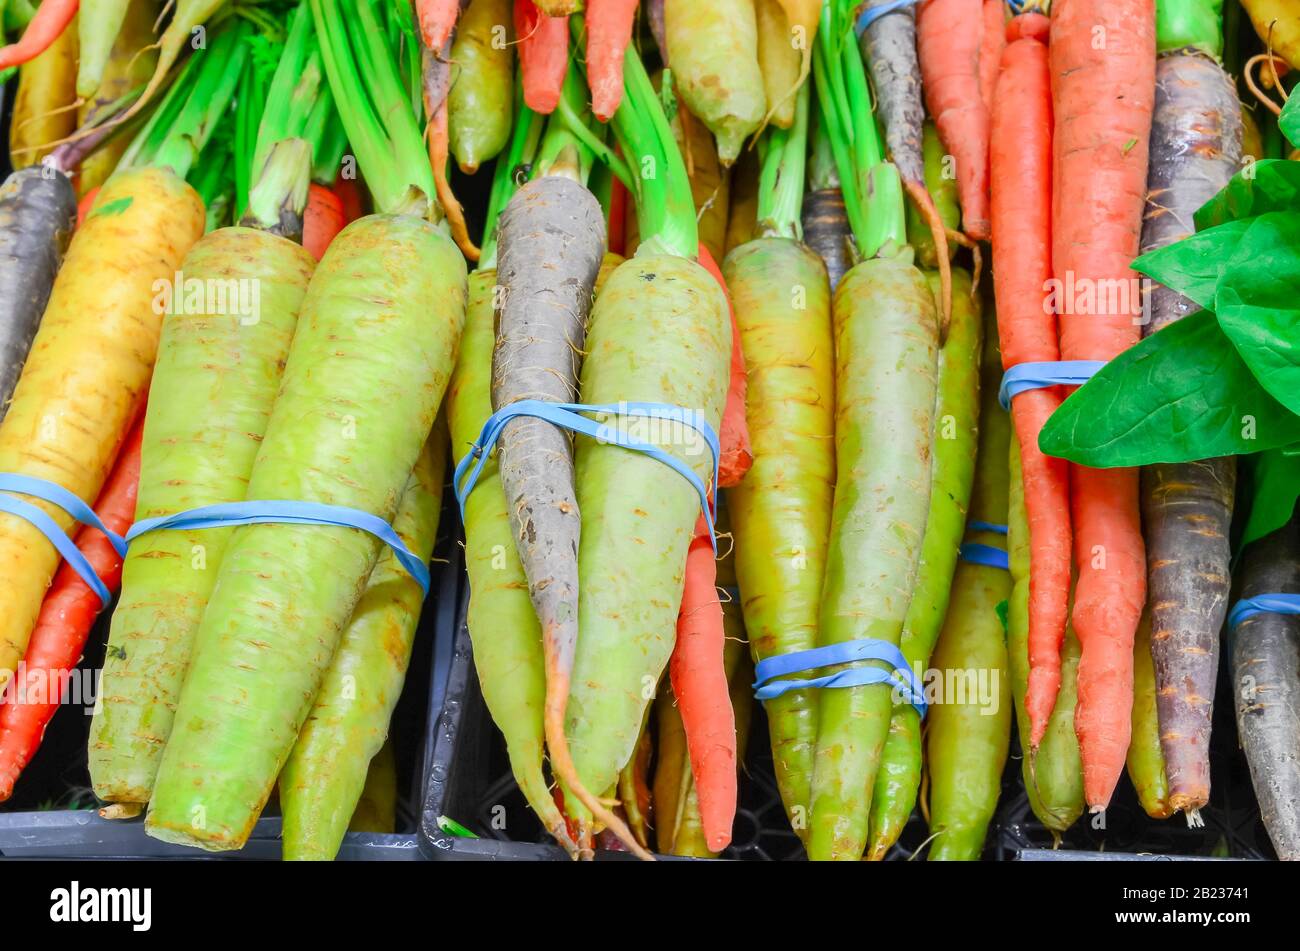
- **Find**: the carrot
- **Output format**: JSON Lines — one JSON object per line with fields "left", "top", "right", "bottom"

{"left": 346, "top": 740, "right": 397, "bottom": 834}
{"left": 76, "top": 0, "right": 131, "bottom": 98}
{"left": 618, "top": 712, "right": 654, "bottom": 848}
{"left": 0, "top": 0, "right": 77, "bottom": 71}
{"left": 858, "top": 0, "right": 952, "bottom": 326}
{"left": 1126, "top": 610, "right": 1173, "bottom": 820}
{"left": 586, "top": 0, "right": 637, "bottom": 121}
{"left": 142, "top": 215, "right": 464, "bottom": 851}
{"left": 990, "top": 11, "right": 1071, "bottom": 751}
{"left": 557, "top": 39, "right": 730, "bottom": 854}
{"left": 1050, "top": 0, "right": 1155, "bottom": 811}
{"left": 1138, "top": 42, "right": 1241, "bottom": 820}
{"left": 723, "top": 87, "right": 832, "bottom": 842}
{"left": 977, "top": 0, "right": 1004, "bottom": 114}
{"left": 755, "top": 0, "right": 800, "bottom": 130}
{"left": 515, "top": 0, "right": 567, "bottom": 114}
{"left": 0, "top": 416, "right": 141, "bottom": 802}
{"left": 8, "top": 7, "right": 77, "bottom": 169}
{"left": 1242, "top": 0, "right": 1300, "bottom": 70}
{"left": 916, "top": 0, "right": 989, "bottom": 240}
{"left": 1232, "top": 519, "right": 1300, "bottom": 861}
{"left": 141, "top": 2, "right": 466, "bottom": 849}
{"left": 492, "top": 95, "right": 635, "bottom": 857}
{"left": 280, "top": 430, "right": 447, "bottom": 860}
{"left": 697, "top": 244, "right": 751, "bottom": 487}
{"left": 1007, "top": 436, "right": 1085, "bottom": 836}
{"left": 0, "top": 166, "right": 203, "bottom": 692}
{"left": 73, "top": 0, "right": 226, "bottom": 146}
{"left": 449, "top": 96, "right": 576, "bottom": 854}
{"left": 302, "top": 182, "right": 346, "bottom": 261}
{"left": 449, "top": 0, "right": 513, "bottom": 173}
{"left": 654, "top": 581, "right": 753, "bottom": 858}
{"left": 0, "top": 167, "right": 77, "bottom": 416}
{"left": 87, "top": 227, "right": 316, "bottom": 805}
{"left": 802, "top": 101, "right": 850, "bottom": 290}
{"left": 865, "top": 266, "right": 983, "bottom": 860}
{"left": 925, "top": 313, "right": 1012, "bottom": 860}
{"left": 75, "top": 0, "right": 159, "bottom": 197}
{"left": 663, "top": 0, "right": 766, "bottom": 164}
{"left": 415, "top": 0, "right": 461, "bottom": 53}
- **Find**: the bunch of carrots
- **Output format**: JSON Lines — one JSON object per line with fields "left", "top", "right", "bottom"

{"left": 0, "top": 0, "right": 1291, "bottom": 863}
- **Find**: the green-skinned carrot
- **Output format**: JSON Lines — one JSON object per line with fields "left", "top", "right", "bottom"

{"left": 724, "top": 83, "right": 832, "bottom": 841}
{"left": 347, "top": 740, "right": 397, "bottom": 834}
{"left": 77, "top": 0, "right": 131, "bottom": 99}
{"left": 280, "top": 429, "right": 448, "bottom": 860}
{"left": 903, "top": 123, "right": 960, "bottom": 268}
{"left": 558, "top": 32, "right": 729, "bottom": 854}
{"left": 144, "top": 1, "right": 466, "bottom": 849}
{"left": 924, "top": 305, "right": 1010, "bottom": 861}
{"left": 865, "top": 265, "right": 982, "bottom": 860}
{"left": 90, "top": 12, "right": 330, "bottom": 805}
{"left": 806, "top": 0, "right": 937, "bottom": 861}
{"left": 449, "top": 0, "right": 513, "bottom": 173}
{"left": 88, "top": 227, "right": 316, "bottom": 805}
{"left": 663, "top": 0, "right": 766, "bottom": 164}
{"left": 1127, "top": 610, "right": 1173, "bottom": 820}
{"left": 144, "top": 214, "right": 463, "bottom": 850}
{"left": 1007, "top": 436, "right": 1085, "bottom": 836}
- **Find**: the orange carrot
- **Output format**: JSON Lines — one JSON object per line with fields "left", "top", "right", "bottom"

{"left": 515, "top": 0, "right": 568, "bottom": 114}
{"left": 587, "top": 0, "right": 639, "bottom": 121}
{"left": 668, "top": 512, "right": 736, "bottom": 853}
{"left": 990, "top": 11, "right": 1072, "bottom": 750}
{"left": 916, "top": 0, "right": 990, "bottom": 240}
{"left": 1049, "top": 0, "right": 1154, "bottom": 810}
{"left": 698, "top": 244, "right": 752, "bottom": 487}
{"left": 0, "top": 0, "right": 80, "bottom": 72}
{"left": 978, "top": 0, "right": 1005, "bottom": 114}
{"left": 415, "top": 0, "right": 462, "bottom": 54}
{"left": 0, "top": 416, "right": 142, "bottom": 802}
{"left": 76, "top": 185, "right": 98, "bottom": 229}
{"left": 302, "top": 183, "right": 346, "bottom": 261}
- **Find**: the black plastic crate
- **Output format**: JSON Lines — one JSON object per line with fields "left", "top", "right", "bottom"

{"left": 421, "top": 580, "right": 1273, "bottom": 861}
{"left": 0, "top": 497, "right": 464, "bottom": 861}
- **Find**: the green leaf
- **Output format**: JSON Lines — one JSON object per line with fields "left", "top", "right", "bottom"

{"left": 1039, "top": 309, "right": 1300, "bottom": 467}
{"left": 1195, "top": 159, "right": 1300, "bottom": 230}
{"left": 1215, "top": 212, "right": 1300, "bottom": 416}
{"left": 1131, "top": 218, "right": 1251, "bottom": 310}
{"left": 1240, "top": 448, "right": 1300, "bottom": 551}
{"left": 1281, "top": 93, "right": 1300, "bottom": 149}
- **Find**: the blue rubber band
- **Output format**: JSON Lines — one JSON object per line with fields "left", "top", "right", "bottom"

{"left": 960, "top": 543, "right": 1010, "bottom": 571}
{"left": 752, "top": 638, "right": 926, "bottom": 717}
{"left": 454, "top": 399, "right": 721, "bottom": 552}
{"left": 998, "top": 360, "right": 1107, "bottom": 411}
{"left": 968, "top": 521, "right": 1008, "bottom": 535}
{"left": 127, "top": 500, "right": 430, "bottom": 597}
{"left": 1228, "top": 593, "right": 1300, "bottom": 629}
{"left": 855, "top": 0, "right": 920, "bottom": 35}
{"left": 0, "top": 474, "right": 129, "bottom": 609}
{"left": 0, "top": 494, "right": 115, "bottom": 608}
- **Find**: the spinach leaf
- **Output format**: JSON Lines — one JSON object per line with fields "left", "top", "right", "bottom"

{"left": 1131, "top": 218, "right": 1251, "bottom": 310}
{"left": 1281, "top": 92, "right": 1300, "bottom": 150}
{"left": 1215, "top": 212, "right": 1300, "bottom": 416}
{"left": 1039, "top": 309, "right": 1300, "bottom": 467}
{"left": 1194, "top": 159, "right": 1300, "bottom": 230}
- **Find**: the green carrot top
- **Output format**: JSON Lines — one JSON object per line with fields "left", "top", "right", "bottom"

{"left": 813, "top": 0, "right": 906, "bottom": 261}
{"left": 312, "top": 0, "right": 439, "bottom": 220}
{"left": 479, "top": 78, "right": 544, "bottom": 270}
{"left": 572, "top": 15, "right": 697, "bottom": 259}
{"left": 756, "top": 81, "right": 811, "bottom": 240}
{"left": 115, "top": 21, "right": 251, "bottom": 182}
{"left": 1156, "top": 0, "right": 1223, "bottom": 58}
